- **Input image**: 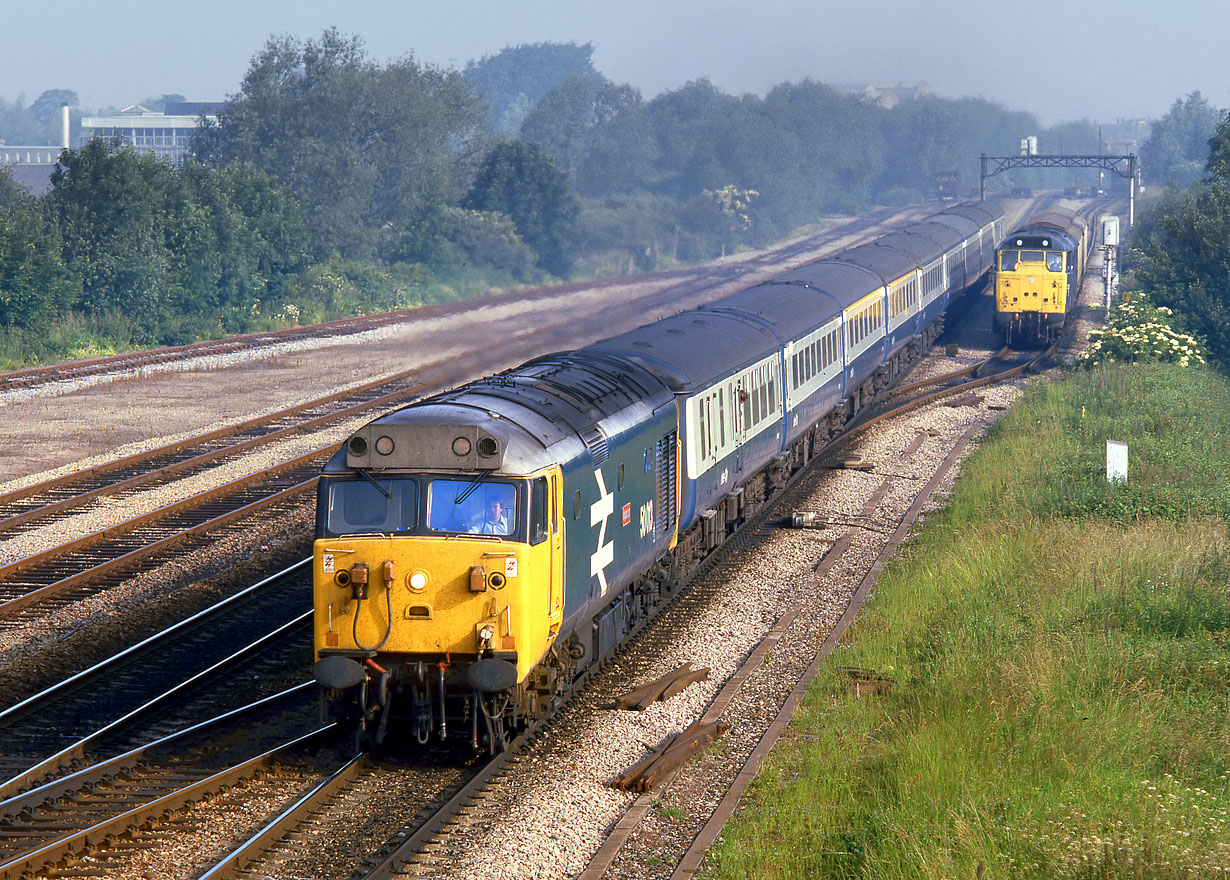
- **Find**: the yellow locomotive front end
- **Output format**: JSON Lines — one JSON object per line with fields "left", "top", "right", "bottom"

{"left": 312, "top": 422, "right": 566, "bottom": 750}
{"left": 995, "top": 246, "right": 1068, "bottom": 320}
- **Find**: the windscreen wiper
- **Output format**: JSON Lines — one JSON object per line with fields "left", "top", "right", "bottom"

{"left": 453, "top": 469, "right": 495, "bottom": 505}
{"left": 355, "top": 467, "right": 391, "bottom": 499}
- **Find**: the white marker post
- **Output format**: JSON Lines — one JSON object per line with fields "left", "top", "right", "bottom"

{"left": 1106, "top": 440, "right": 1128, "bottom": 484}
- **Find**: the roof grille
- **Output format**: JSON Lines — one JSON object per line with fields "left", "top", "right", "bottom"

{"left": 583, "top": 427, "right": 609, "bottom": 465}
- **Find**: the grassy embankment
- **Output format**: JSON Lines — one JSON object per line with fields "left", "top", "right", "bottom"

{"left": 0, "top": 266, "right": 500, "bottom": 370}
{"left": 704, "top": 363, "right": 1230, "bottom": 878}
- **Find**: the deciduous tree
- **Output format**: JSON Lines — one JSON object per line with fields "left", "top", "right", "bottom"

{"left": 463, "top": 141, "right": 579, "bottom": 278}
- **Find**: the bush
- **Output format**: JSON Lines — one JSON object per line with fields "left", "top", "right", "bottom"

{"left": 1079, "top": 294, "right": 1207, "bottom": 368}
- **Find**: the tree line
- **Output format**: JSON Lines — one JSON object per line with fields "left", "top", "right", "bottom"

{"left": 1129, "top": 105, "right": 1230, "bottom": 369}
{"left": 0, "top": 32, "right": 1175, "bottom": 366}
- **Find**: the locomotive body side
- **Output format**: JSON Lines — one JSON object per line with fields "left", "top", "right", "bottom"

{"left": 584, "top": 310, "right": 785, "bottom": 536}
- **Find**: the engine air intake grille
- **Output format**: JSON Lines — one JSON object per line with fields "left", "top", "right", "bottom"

{"left": 583, "top": 427, "right": 609, "bottom": 466}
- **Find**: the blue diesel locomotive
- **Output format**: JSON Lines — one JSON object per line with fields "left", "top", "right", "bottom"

{"left": 311, "top": 202, "right": 1004, "bottom": 750}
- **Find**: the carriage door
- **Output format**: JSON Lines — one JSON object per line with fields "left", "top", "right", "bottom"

{"left": 731, "top": 378, "right": 746, "bottom": 473}
{"left": 550, "top": 472, "right": 563, "bottom": 618}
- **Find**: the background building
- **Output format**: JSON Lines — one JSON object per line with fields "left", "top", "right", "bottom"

{"left": 79, "top": 101, "right": 223, "bottom": 163}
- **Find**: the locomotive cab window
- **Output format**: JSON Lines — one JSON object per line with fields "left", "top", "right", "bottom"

{"left": 324, "top": 476, "right": 417, "bottom": 536}
{"left": 1021, "top": 250, "right": 1044, "bottom": 263}
{"left": 530, "top": 477, "right": 549, "bottom": 545}
{"left": 427, "top": 478, "right": 517, "bottom": 536}
{"left": 1046, "top": 251, "right": 1064, "bottom": 272}
{"left": 999, "top": 251, "right": 1018, "bottom": 270}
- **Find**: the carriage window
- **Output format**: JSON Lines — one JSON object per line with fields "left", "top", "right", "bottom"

{"left": 697, "top": 401, "right": 707, "bottom": 461}
{"left": 718, "top": 389, "right": 726, "bottom": 446}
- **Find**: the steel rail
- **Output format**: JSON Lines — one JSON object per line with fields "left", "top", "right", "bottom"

{"left": 197, "top": 751, "right": 367, "bottom": 880}
{"left": 0, "top": 603, "right": 311, "bottom": 800}
{"left": 0, "top": 683, "right": 319, "bottom": 818}
{"left": 0, "top": 446, "right": 335, "bottom": 617}
{"left": 0, "top": 721, "right": 331, "bottom": 880}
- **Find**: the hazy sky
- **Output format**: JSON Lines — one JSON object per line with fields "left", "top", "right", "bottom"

{"left": 3, "top": 0, "right": 1227, "bottom": 125}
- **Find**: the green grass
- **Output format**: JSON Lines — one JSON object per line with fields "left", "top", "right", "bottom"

{"left": 703, "top": 363, "right": 1230, "bottom": 879}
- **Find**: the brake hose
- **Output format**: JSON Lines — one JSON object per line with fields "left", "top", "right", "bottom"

{"left": 352, "top": 581, "right": 394, "bottom": 651}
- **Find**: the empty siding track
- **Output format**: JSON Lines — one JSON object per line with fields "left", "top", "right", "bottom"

{"left": 0, "top": 560, "right": 314, "bottom": 799}
{"left": 0, "top": 205, "right": 935, "bottom": 399}
{"left": 0, "top": 370, "right": 423, "bottom": 536}
{"left": 0, "top": 688, "right": 329, "bottom": 880}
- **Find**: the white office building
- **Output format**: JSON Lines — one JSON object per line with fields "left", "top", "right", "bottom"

{"left": 79, "top": 101, "right": 223, "bottom": 163}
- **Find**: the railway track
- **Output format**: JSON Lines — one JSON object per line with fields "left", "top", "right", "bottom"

{"left": 0, "top": 560, "right": 314, "bottom": 797}
{"left": 0, "top": 370, "right": 423, "bottom": 536}
{"left": 0, "top": 198, "right": 1068, "bottom": 877}
{"left": 0, "top": 456, "right": 321, "bottom": 625}
{"left": 178, "top": 335, "right": 1050, "bottom": 880}
{"left": 0, "top": 687, "right": 328, "bottom": 880}
{"left": 0, "top": 205, "right": 947, "bottom": 643}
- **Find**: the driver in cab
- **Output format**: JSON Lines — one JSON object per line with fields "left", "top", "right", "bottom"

{"left": 470, "top": 494, "right": 512, "bottom": 535}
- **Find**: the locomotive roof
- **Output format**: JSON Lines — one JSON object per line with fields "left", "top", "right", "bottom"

{"left": 1004, "top": 208, "right": 1086, "bottom": 248}
{"left": 325, "top": 351, "right": 674, "bottom": 476}
{"left": 775, "top": 259, "right": 883, "bottom": 309}
{"left": 583, "top": 309, "right": 782, "bottom": 393}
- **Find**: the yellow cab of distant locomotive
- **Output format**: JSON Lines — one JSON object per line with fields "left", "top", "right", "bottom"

{"left": 312, "top": 466, "right": 565, "bottom": 687}
{"left": 995, "top": 247, "right": 1067, "bottom": 316}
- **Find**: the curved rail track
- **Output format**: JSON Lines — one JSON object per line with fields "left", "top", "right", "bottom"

{"left": 184, "top": 335, "right": 1054, "bottom": 880}
{"left": 0, "top": 204, "right": 968, "bottom": 635}
{"left": 0, "top": 197, "right": 1078, "bottom": 878}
